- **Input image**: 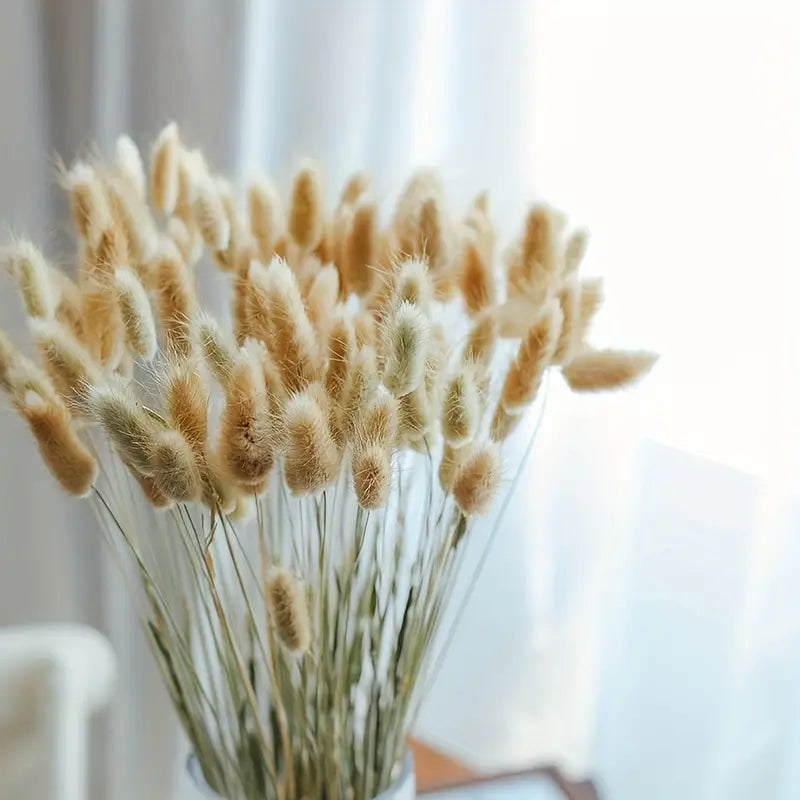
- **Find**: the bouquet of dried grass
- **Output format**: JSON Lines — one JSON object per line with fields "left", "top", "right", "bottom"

{"left": 0, "top": 124, "right": 655, "bottom": 799}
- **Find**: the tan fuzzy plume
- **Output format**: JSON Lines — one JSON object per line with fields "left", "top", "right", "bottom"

{"left": 154, "top": 240, "right": 195, "bottom": 357}
{"left": 150, "top": 122, "right": 181, "bottom": 215}
{"left": 106, "top": 176, "right": 158, "bottom": 265}
{"left": 390, "top": 258, "right": 434, "bottom": 314}
{"left": 288, "top": 160, "right": 324, "bottom": 252}
{"left": 267, "top": 569, "right": 312, "bottom": 653}
{"left": 508, "top": 205, "right": 559, "bottom": 305}
{"left": 31, "top": 319, "right": 101, "bottom": 407}
{"left": 114, "top": 268, "right": 157, "bottom": 361}
{"left": 343, "top": 197, "right": 377, "bottom": 296}
{"left": 500, "top": 303, "right": 562, "bottom": 412}
{"left": 438, "top": 442, "right": 459, "bottom": 491}
{"left": 381, "top": 300, "right": 429, "bottom": 397}
{"left": 248, "top": 178, "right": 283, "bottom": 262}
{"left": 324, "top": 313, "right": 355, "bottom": 403}
{"left": 339, "top": 171, "right": 370, "bottom": 207}
{"left": 562, "top": 349, "right": 658, "bottom": 391}
{"left": 63, "top": 161, "right": 112, "bottom": 249}
{"left": 442, "top": 361, "right": 482, "bottom": 447}
{"left": 198, "top": 448, "right": 238, "bottom": 514}
{"left": 463, "top": 310, "right": 498, "bottom": 370}
{"left": 489, "top": 403, "right": 522, "bottom": 442}
{"left": 193, "top": 175, "right": 231, "bottom": 252}
{"left": 19, "top": 394, "right": 97, "bottom": 496}
{"left": 352, "top": 442, "right": 391, "bottom": 509}
{"left": 416, "top": 195, "right": 447, "bottom": 272}
{"left": 114, "top": 135, "right": 146, "bottom": 198}
{"left": 452, "top": 441, "right": 501, "bottom": 516}
{"left": 219, "top": 352, "right": 274, "bottom": 487}
{"left": 564, "top": 229, "right": 589, "bottom": 276}
{"left": 459, "top": 235, "right": 494, "bottom": 315}
{"left": 305, "top": 264, "right": 339, "bottom": 340}
{"left": 0, "top": 329, "right": 19, "bottom": 392}
{"left": 167, "top": 217, "right": 201, "bottom": 267}
{"left": 4, "top": 240, "right": 56, "bottom": 319}
{"left": 151, "top": 429, "right": 202, "bottom": 502}
{"left": 86, "top": 380, "right": 162, "bottom": 473}
{"left": 357, "top": 389, "right": 398, "bottom": 450}
{"left": 132, "top": 469, "right": 172, "bottom": 508}
{"left": 165, "top": 357, "right": 209, "bottom": 452}
{"left": 553, "top": 282, "right": 579, "bottom": 365}
{"left": 195, "top": 311, "right": 237, "bottom": 387}
{"left": 574, "top": 277, "right": 604, "bottom": 345}
{"left": 51, "top": 270, "right": 85, "bottom": 341}
{"left": 284, "top": 388, "right": 339, "bottom": 494}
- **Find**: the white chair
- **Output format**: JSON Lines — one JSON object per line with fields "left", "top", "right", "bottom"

{"left": 0, "top": 625, "right": 116, "bottom": 800}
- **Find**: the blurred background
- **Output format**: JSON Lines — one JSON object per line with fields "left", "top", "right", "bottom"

{"left": 0, "top": 1, "right": 797, "bottom": 798}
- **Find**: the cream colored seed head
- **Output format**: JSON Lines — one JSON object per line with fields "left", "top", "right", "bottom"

{"left": 132, "top": 469, "right": 172, "bottom": 508}
{"left": 352, "top": 442, "right": 391, "bottom": 509}
{"left": 165, "top": 357, "right": 209, "bottom": 452}
{"left": 248, "top": 178, "right": 282, "bottom": 261}
{"left": 154, "top": 240, "right": 194, "bottom": 357}
{"left": 463, "top": 310, "right": 498, "bottom": 369}
{"left": 391, "top": 258, "right": 433, "bottom": 313}
{"left": 459, "top": 235, "right": 494, "bottom": 315}
{"left": 343, "top": 197, "right": 377, "bottom": 296}
{"left": 193, "top": 175, "right": 231, "bottom": 252}
{"left": 106, "top": 175, "right": 158, "bottom": 265}
{"left": 150, "top": 122, "right": 181, "bottom": 215}
{"left": 114, "top": 135, "right": 146, "bottom": 198}
{"left": 195, "top": 311, "right": 237, "bottom": 387}
{"left": 284, "top": 389, "right": 339, "bottom": 495}
{"left": 339, "top": 171, "right": 370, "bottom": 207}
{"left": 288, "top": 160, "right": 324, "bottom": 252}
{"left": 552, "top": 282, "right": 579, "bottom": 365}
{"left": 438, "top": 442, "right": 460, "bottom": 491}
{"left": 267, "top": 569, "right": 312, "bottom": 653}
{"left": 564, "top": 229, "right": 589, "bottom": 276}
{"left": 325, "top": 313, "right": 355, "bottom": 403}
{"left": 381, "top": 300, "right": 429, "bottom": 397}
{"left": 442, "top": 362, "right": 481, "bottom": 447}
{"left": 0, "top": 329, "right": 19, "bottom": 393}
{"left": 114, "top": 268, "right": 157, "bottom": 361}
{"left": 151, "top": 429, "right": 202, "bottom": 502}
{"left": 452, "top": 441, "right": 501, "bottom": 516}
{"left": 357, "top": 388, "right": 398, "bottom": 451}
{"left": 562, "top": 349, "right": 658, "bottom": 391}
{"left": 574, "top": 277, "right": 604, "bottom": 345}
{"left": 305, "top": 264, "right": 340, "bottom": 340}
{"left": 5, "top": 241, "right": 56, "bottom": 319}
{"left": 64, "top": 161, "right": 113, "bottom": 249}
{"left": 489, "top": 403, "right": 522, "bottom": 442}
{"left": 341, "top": 345, "right": 378, "bottom": 440}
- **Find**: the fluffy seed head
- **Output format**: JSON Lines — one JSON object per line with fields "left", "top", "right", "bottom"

{"left": 438, "top": 442, "right": 459, "bottom": 491}
{"left": 343, "top": 197, "right": 377, "bottom": 296}
{"left": 452, "top": 442, "right": 501, "bottom": 515}
{"left": 391, "top": 259, "right": 433, "bottom": 314}
{"left": 463, "top": 310, "right": 498, "bottom": 369}
{"left": 564, "top": 229, "right": 589, "bottom": 276}
{"left": 150, "top": 122, "right": 181, "bottom": 214}
{"left": 195, "top": 311, "right": 237, "bottom": 387}
{"left": 489, "top": 403, "right": 522, "bottom": 442}
{"left": 165, "top": 357, "right": 208, "bottom": 452}
{"left": 459, "top": 236, "right": 494, "bottom": 315}
{"left": 352, "top": 442, "right": 391, "bottom": 509}
{"left": 442, "top": 362, "right": 482, "bottom": 447}
{"left": 193, "top": 175, "right": 231, "bottom": 251}
{"left": 151, "top": 429, "right": 202, "bottom": 501}
{"left": 339, "top": 171, "right": 370, "bottom": 207}
{"left": 267, "top": 569, "right": 312, "bottom": 653}
{"left": 325, "top": 313, "right": 355, "bottom": 402}
{"left": 248, "top": 178, "right": 282, "bottom": 261}
{"left": 114, "top": 135, "right": 146, "bottom": 197}
{"left": 19, "top": 395, "right": 97, "bottom": 496}
{"left": 574, "top": 277, "right": 604, "bottom": 345}
{"left": 357, "top": 388, "right": 398, "bottom": 450}
{"left": 553, "top": 282, "right": 579, "bottom": 364}
{"left": 114, "top": 268, "right": 157, "bottom": 360}
{"left": 381, "top": 300, "right": 429, "bottom": 397}
{"left": 106, "top": 176, "right": 158, "bottom": 265}
{"left": 154, "top": 240, "right": 194, "bottom": 357}
{"left": 341, "top": 345, "right": 378, "bottom": 441}
{"left": 132, "top": 469, "right": 172, "bottom": 508}
{"left": 63, "top": 161, "right": 113, "bottom": 249}
{"left": 288, "top": 160, "right": 324, "bottom": 252}
{"left": 284, "top": 389, "right": 339, "bottom": 494}
{"left": 0, "top": 329, "right": 19, "bottom": 393}
{"left": 305, "top": 264, "right": 340, "bottom": 340}
{"left": 562, "top": 349, "right": 658, "bottom": 391}
{"left": 4, "top": 241, "right": 56, "bottom": 319}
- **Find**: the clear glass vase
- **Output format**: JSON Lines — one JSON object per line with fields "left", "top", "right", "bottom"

{"left": 185, "top": 751, "right": 416, "bottom": 800}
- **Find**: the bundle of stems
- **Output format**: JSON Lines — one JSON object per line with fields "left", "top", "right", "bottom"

{"left": 0, "top": 124, "right": 655, "bottom": 800}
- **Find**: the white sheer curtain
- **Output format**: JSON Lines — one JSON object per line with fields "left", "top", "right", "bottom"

{"left": 0, "top": 1, "right": 797, "bottom": 799}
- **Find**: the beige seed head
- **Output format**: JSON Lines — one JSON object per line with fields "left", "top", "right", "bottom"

{"left": 564, "top": 229, "right": 589, "bottom": 276}
{"left": 150, "top": 122, "right": 181, "bottom": 215}
{"left": 4, "top": 241, "right": 56, "bottom": 319}
{"left": 288, "top": 160, "right": 324, "bottom": 252}
{"left": 154, "top": 240, "right": 195, "bottom": 357}
{"left": 489, "top": 403, "right": 522, "bottom": 442}
{"left": 324, "top": 313, "right": 355, "bottom": 403}
{"left": 193, "top": 175, "right": 231, "bottom": 252}
{"left": 500, "top": 303, "right": 562, "bottom": 412}
{"left": 357, "top": 388, "right": 398, "bottom": 451}
{"left": 219, "top": 351, "right": 274, "bottom": 486}
{"left": 459, "top": 235, "right": 494, "bottom": 315}
{"left": 343, "top": 197, "right": 377, "bottom": 296}
{"left": 381, "top": 300, "right": 429, "bottom": 397}
{"left": 85, "top": 380, "right": 161, "bottom": 473}
{"left": 562, "top": 349, "right": 658, "bottom": 391}
{"left": 106, "top": 176, "right": 158, "bottom": 265}
{"left": 463, "top": 310, "right": 498, "bottom": 370}
{"left": 452, "top": 441, "right": 501, "bottom": 516}
{"left": 438, "top": 442, "right": 460, "bottom": 491}
{"left": 339, "top": 171, "right": 370, "bottom": 207}
{"left": 167, "top": 217, "right": 201, "bottom": 266}
{"left": 352, "top": 442, "right": 391, "bottom": 509}
{"left": 391, "top": 258, "right": 434, "bottom": 314}
{"left": 0, "top": 329, "right": 20, "bottom": 393}
{"left": 31, "top": 319, "right": 101, "bottom": 407}
{"left": 63, "top": 161, "right": 113, "bottom": 249}
{"left": 19, "top": 394, "right": 97, "bottom": 496}
{"left": 131, "top": 469, "right": 172, "bottom": 508}
{"left": 114, "top": 135, "right": 146, "bottom": 198}
{"left": 305, "top": 264, "right": 340, "bottom": 341}
{"left": 267, "top": 569, "right": 312, "bottom": 653}
{"left": 552, "top": 282, "right": 579, "bottom": 365}
{"left": 165, "top": 356, "right": 209, "bottom": 452}
{"left": 195, "top": 311, "right": 237, "bottom": 387}
{"left": 151, "top": 429, "right": 202, "bottom": 502}
{"left": 198, "top": 449, "right": 238, "bottom": 514}
{"left": 51, "top": 270, "right": 85, "bottom": 342}
{"left": 516, "top": 205, "right": 559, "bottom": 306}
{"left": 442, "top": 362, "right": 482, "bottom": 447}
{"left": 354, "top": 311, "right": 377, "bottom": 349}
{"left": 574, "top": 277, "right": 604, "bottom": 345}
{"left": 284, "top": 389, "right": 339, "bottom": 494}
{"left": 114, "top": 268, "right": 157, "bottom": 360}
{"left": 248, "top": 178, "right": 283, "bottom": 261}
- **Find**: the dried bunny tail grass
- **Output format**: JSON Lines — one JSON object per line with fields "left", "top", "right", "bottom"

{"left": 30, "top": 319, "right": 101, "bottom": 406}
{"left": 459, "top": 235, "right": 494, "bottom": 315}
{"left": 248, "top": 178, "right": 282, "bottom": 261}
{"left": 452, "top": 441, "right": 501, "bottom": 516}
{"left": 195, "top": 311, "right": 237, "bottom": 387}
{"left": 198, "top": 449, "right": 238, "bottom": 514}
{"left": 438, "top": 442, "right": 460, "bottom": 491}
{"left": 132, "top": 469, "right": 172, "bottom": 508}
{"left": 507, "top": 205, "right": 559, "bottom": 305}
{"left": 339, "top": 170, "right": 371, "bottom": 207}
{"left": 416, "top": 194, "right": 448, "bottom": 271}
{"left": 114, "top": 268, "right": 157, "bottom": 360}
{"left": 18, "top": 394, "right": 97, "bottom": 496}
{"left": 564, "top": 229, "right": 589, "bottom": 276}
{"left": 352, "top": 442, "right": 391, "bottom": 509}
{"left": 463, "top": 310, "right": 498, "bottom": 370}
{"left": 305, "top": 264, "right": 339, "bottom": 340}
{"left": 324, "top": 313, "right": 355, "bottom": 402}
{"left": 489, "top": 403, "right": 523, "bottom": 442}
{"left": 391, "top": 258, "right": 434, "bottom": 313}
{"left": 463, "top": 190, "right": 495, "bottom": 259}
{"left": 85, "top": 380, "right": 161, "bottom": 473}
{"left": 257, "top": 257, "right": 320, "bottom": 393}
{"left": 150, "top": 122, "right": 181, "bottom": 214}
{"left": 193, "top": 174, "right": 231, "bottom": 252}
{"left": 0, "top": 329, "right": 20, "bottom": 392}
{"left": 154, "top": 240, "right": 195, "bottom": 357}
{"left": 574, "top": 278, "right": 604, "bottom": 344}
{"left": 381, "top": 300, "right": 429, "bottom": 397}
{"left": 357, "top": 388, "right": 398, "bottom": 451}
{"left": 500, "top": 302, "right": 562, "bottom": 412}
{"left": 106, "top": 175, "right": 158, "bottom": 265}
{"left": 442, "top": 361, "right": 482, "bottom": 447}
{"left": 3, "top": 240, "right": 56, "bottom": 319}
{"left": 553, "top": 282, "right": 579, "bottom": 364}
{"left": 341, "top": 345, "right": 378, "bottom": 440}
{"left": 165, "top": 356, "right": 208, "bottom": 452}
{"left": 267, "top": 569, "right": 312, "bottom": 653}
{"left": 288, "top": 160, "right": 324, "bottom": 252}
{"left": 354, "top": 311, "right": 377, "bottom": 349}
{"left": 114, "top": 135, "right": 146, "bottom": 197}
{"left": 168, "top": 217, "right": 201, "bottom": 266}
{"left": 151, "top": 429, "right": 202, "bottom": 501}
{"left": 284, "top": 388, "right": 339, "bottom": 494}
{"left": 562, "top": 349, "right": 658, "bottom": 391}
{"left": 393, "top": 168, "right": 442, "bottom": 251}
{"left": 219, "top": 351, "right": 274, "bottom": 486}
{"left": 61, "top": 160, "right": 112, "bottom": 249}
{"left": 343, "top": 197, "right": 377, "bottom": 296}
{"left": 51, "top": 270, "right": 85, "bottom": 341}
